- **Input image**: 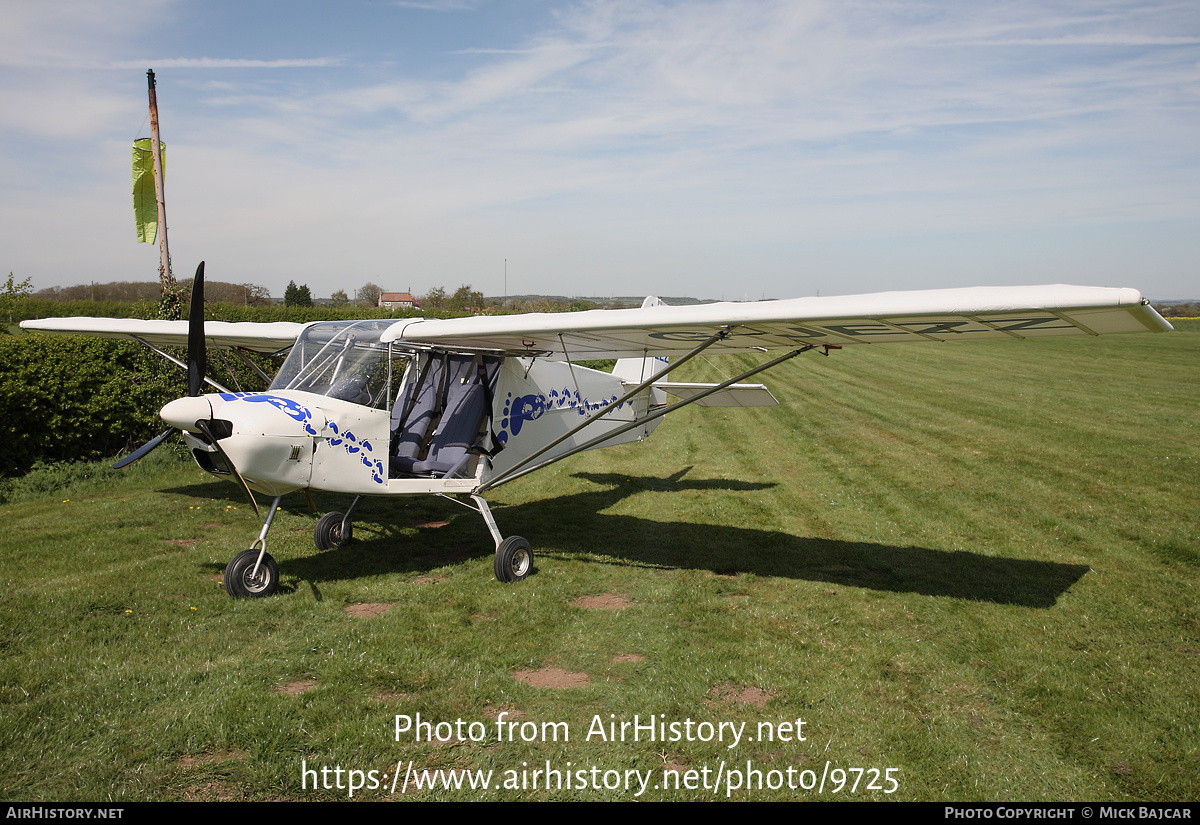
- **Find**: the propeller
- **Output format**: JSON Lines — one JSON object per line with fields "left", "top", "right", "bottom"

{"left": 113, "top": 427, "right": 175, "bottom": 470}
{"left": 113, "top": 262, "right": 259, "bottom": 514}
{"left": 115, "top": 262, "right": 208, "bottom": 470}
{"left": 187, "top": 261, "right": 207, "bottom": 397}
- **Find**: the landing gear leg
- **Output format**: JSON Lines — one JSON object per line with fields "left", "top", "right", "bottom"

{"left": 225, "top": 494, "right": 282, "bottom": 598}
{"left": 465, "top": 494, "right": 533, "bottom": 583}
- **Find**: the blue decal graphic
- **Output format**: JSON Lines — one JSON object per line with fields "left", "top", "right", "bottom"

{"left": 498, "top": 389, "right": 626, "bottom": 445}
{"left": 327, "top": 421, "right": 386, "bottom": 485}
{"left": 219, "top": 393, "right": 384, "bottom": 485}
{"left": 219, "top": 392, "right": 320, "bottom": 436}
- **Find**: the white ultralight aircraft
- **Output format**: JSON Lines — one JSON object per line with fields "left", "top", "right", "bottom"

{"left": 21, "top": 264, "right": 1172, "bottom": 597}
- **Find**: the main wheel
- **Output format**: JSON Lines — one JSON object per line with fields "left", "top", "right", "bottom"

{"left": 224, "top": 549, "right": 279, "bottom": 598}
{"left": 494, "top": 536, "right": 533, "bottom": 582}
{"left": 314, "top": 512, "right": 352, "bottom": 550}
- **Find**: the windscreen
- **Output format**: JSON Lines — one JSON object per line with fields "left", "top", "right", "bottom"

{"left": 269, "top": 320, "right": 410, "bottom": 410}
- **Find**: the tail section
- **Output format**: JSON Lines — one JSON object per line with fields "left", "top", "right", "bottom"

{"left": 613, "top": 296, "right": 669, "bottom": 385}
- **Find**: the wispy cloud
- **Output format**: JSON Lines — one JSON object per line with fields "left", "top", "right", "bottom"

{"left": 3, "top": 0, "right": 1198, "bottom": 297}
{"left": 391, "top": 0, "right": 485, "bottom": 10}
{"left": 981, "top": 35, "right": 1200, "bottom": 45}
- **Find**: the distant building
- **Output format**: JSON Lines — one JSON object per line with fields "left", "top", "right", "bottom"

{"left": 379, "top": 291, "right": 421, "bottom": 311}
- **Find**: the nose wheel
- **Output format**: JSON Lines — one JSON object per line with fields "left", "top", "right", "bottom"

{"left": 224, "top": 548, "right": 279, "bottom": 597}
{"left": 223, "top": 494, "right": 282, "bottom": 598}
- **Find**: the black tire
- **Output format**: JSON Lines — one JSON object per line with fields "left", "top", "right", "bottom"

{"left": 314, "top": 512, "right": 352, "bottom": 550}
{"left": 224, "top": 549, "right": 279, "bottom": 598}
{"left": 494, "top": 536, "right": 533, "bottom": 582}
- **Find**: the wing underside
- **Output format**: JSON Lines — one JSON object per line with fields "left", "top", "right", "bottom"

{"left": 18, "top": 317, "right": 308, "bottom": 353}
{"left": 19, "top": 285, "right": 1170, "bottom": 361}
{"left": 382, "top": 285, "right": 1171, "bottom": 360}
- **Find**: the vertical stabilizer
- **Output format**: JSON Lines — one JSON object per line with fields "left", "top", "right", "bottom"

{"left": 613, "top": 297, "right": 669, "bottom": 418}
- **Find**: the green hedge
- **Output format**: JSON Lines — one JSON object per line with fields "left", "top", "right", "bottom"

{"left": 9, "top": 297, "right": 425, "bottom": 324}
{"left": 0, "top": 335, "right": 178, "bottom": 476}
{"left": 0, "top": 333, "right": 283, "bottom": 477}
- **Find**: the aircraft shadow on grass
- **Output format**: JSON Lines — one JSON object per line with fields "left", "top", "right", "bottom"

{"left": 167, "top": 468, "right": 1088, "bottom": 608}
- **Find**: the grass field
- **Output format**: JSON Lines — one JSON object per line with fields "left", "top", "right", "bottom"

{"left": 1, "top": 321, "right": 1197, "bottom": 801}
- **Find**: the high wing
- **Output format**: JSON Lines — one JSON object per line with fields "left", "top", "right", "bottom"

{"left": 18, "top": 317, "right": 308, "bottom": 353}
{"left": 381, "top": 285, "right": 1171, "bottom": 360}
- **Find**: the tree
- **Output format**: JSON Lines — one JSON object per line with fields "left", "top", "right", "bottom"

{"left": 330, "top": 289, "right": 349, "bottom": 308}
{"left": 357, "top": 282, "right": 383, "bottom": 307}
{"left": 422, "top": 287, "right": 447, "bottom": 311}
{"left": 448, "top": 285, "right": 484, "bottom": 313}
{"left": 186, "top": 279, "right": 271, "bottom": 307}
{"left": 284, "top": 281, "right": 313, "bottom": 308}
{"left": 2, "top": 272, "right": 33, "bottom": 327}
{"left": 243, "top": 283, "right": 272, "bottom": 307}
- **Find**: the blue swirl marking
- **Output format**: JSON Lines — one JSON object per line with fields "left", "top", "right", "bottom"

{"left": 219, "top": 392, "right": 319, "bottom": 436}
{"left": 498, "top": 389, "right": 627, "bottom": 445}
{"left": 220, "top": 393, "right": 384, "bottom": 484}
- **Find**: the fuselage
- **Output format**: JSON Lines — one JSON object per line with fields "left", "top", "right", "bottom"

{"left": 163, "top": 320, "right": 665, "bottom": 498}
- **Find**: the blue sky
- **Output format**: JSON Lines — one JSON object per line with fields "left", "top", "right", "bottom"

{"left": 2, "top": 0, "right": 1197, "bottom": 300}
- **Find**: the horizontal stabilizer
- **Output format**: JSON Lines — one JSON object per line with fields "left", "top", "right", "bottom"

{"left": 652, "top": 382, "right": 778, "bottom": 407}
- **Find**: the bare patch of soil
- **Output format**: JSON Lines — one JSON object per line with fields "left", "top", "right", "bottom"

{"left": 345, "top": 603, "right": 395, "bottom": 618}
{"left": 411, "top": 576, "right": 446, "bottom": 585}
{"left": 176, "top": 782, "right": 254, "bottom": 802}
{"left": 165, "top": 539, "right": 199, "bottom": 548}
{"left": 412, "top": 520, "right": 450, "bottom": 529}
{"left": 705, "top": 683, "right": 773, "bottom": 708}
{"left": 513, "top": 667, "right": 589, "bottom": 688}
{"left": 612, "top": 654, "right": 645, "bottom": 663}
{"left": 275, "top": 679, "right": 317, "bottom": 696}
{"left": 571, "top": 593, "right": 636, "bottom": 610}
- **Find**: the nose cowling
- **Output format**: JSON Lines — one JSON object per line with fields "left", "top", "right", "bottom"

{"left": 170, "top": 392, "right": 320, "bottom": 497}
{"left": 161, "top": 396, "right": 215, "bottom": 431}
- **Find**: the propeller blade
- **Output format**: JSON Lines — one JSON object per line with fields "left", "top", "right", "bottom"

{"left": 114, "top": 427, "right": 176, "bottom": 470}
{"left": 187, "top": 261, "right": 207, "bottom": 397}
{"left": 196, "top": 418, "right": 259, "bottom": 516}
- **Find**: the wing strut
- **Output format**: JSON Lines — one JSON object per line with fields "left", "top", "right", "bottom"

{"left": 478, "top": 325, "right": 736, "bottom": 491}
{"left": 131, "top": 336, "right": 233, "bottom": 394}
{"left": 476, "top": 343, "right": 821, "bottom": 493}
